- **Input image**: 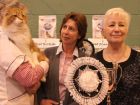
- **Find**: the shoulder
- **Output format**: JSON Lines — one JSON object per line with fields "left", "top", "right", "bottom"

{"left": 131, "top": 48, "right": 140, "bottom": 58}
{"left": 132, "top": 49, "right": 140, "bottom": 61}
{"left": 127, "top": 49, "right": 140, "bottom": 67}
{"left": 44, "top": 46, "right": 58, "bottom": 54}
{"left": 94, "top": 50, "right": 103, "bottom": 59}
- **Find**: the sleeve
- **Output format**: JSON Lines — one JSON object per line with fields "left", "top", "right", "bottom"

{"left": 0, "top": 33, "right": 25, "bottom": 77}
{"left": 0, "top": 30, "right": 48, "bottom": 88}
{"left": 13, "top": 62, "right": 44, "bottom": 87}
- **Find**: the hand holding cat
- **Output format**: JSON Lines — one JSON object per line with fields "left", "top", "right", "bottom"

{"left": 25, "top": 82, "right": 41, "bottom": 94}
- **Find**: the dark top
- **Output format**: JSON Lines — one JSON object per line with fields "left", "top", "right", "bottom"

{"left": 95, "top": 49, "right": 140, "bottom": 105}
{"left": 37, "top": 46, "right": 85, "bottom": 105}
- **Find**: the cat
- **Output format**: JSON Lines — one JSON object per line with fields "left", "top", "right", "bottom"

{"left": 1, "top": 2, "right": 48, "bottom": 67}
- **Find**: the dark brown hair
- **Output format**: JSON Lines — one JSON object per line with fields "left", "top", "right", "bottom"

{"left": 59, "top": 12, "right": 87, "bottom": 48}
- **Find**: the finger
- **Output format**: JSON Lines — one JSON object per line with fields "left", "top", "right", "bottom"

{"left": 41, "top": 99, "right": 59, "bottom": 105}
{"left": 51, "top": 100, "right": 59, "bottom": 105}
{"left": 26, "top": 82, "right": 41, "bottom": 94}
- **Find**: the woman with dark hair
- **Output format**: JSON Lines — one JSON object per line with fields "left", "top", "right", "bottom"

{"left": 58, "top": 12, "right": 87, "bottom": 50}
{"left": 37, "top": 12, "right": 88, "bottom": 105}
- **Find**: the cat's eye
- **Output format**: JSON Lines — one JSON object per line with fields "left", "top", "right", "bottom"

{"left": 13, "top": 15, "right": 17, "bottom": 17}
{"left": 22, "top": 14, "right": 26, "bottom": 17}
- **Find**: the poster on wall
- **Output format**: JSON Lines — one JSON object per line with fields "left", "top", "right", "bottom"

{"left": 92, "top": 15, "right": 104, "bottom": 39}
{"left": 39, "top": 15, "right": 57, "bottom": 38}
{"left": 92, "top": 15, "right": 108, "bottom": 51}
{"left": 88, "top": 38, "right": 108, "bottom": 52}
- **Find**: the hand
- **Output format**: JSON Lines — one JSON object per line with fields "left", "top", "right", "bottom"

{"left": 40, "top": 99, "right": 59, "bottom": 105}
{"left": 25, "top": 82, "right": 40, "bottom": 94}
{"left": 39, "top": 61, "right": 49, "bottom": 74}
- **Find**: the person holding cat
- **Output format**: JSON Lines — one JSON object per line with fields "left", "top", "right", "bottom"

{"left": 0, "top": 1, "right": 49, "bottom": 105}
{"left": 37, "top": 12, "right": 87, "bottom": 105}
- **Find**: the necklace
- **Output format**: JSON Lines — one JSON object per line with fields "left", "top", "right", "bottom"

{"left": 104, "top": 46, "right": 127, "bottom": 105}
{"left": 104, "top": 46, "right": 129, "bottom": 63}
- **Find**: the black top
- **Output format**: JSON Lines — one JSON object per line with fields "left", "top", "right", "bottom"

{"left": 95, "top": 49, "right": 140, "bottom": 105}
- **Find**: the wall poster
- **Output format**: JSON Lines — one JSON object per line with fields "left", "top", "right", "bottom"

{"left": 39, "top": 15, "right": 57, "bottom": 38}
{"left": 92, "top": 15, "right": 104, "bottom": 39}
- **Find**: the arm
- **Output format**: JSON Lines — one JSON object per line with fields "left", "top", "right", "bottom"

{"left": 12, "top": 59, "right": 49, "bottom": 94}
{"left": 0, "top": 32, "right": 49, "bottom": 92}
{"left": 12, "top": 62, "right": 44, "bottom": 88}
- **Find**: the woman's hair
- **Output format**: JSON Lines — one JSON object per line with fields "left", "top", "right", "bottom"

{"left": 59, "top": 12, "right": 87, "bottom": 48}
{"left": 103, "top": 7, "right": 131, "bottom": 27}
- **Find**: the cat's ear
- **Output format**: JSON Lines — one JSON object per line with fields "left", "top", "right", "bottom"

{"left": 21, "top": 5, "right": 28, "bottom": 17}
{"left": 0, "top": 0, "right": 17, "bottom": 16}
{"left": 0, "top": 0, "right": 18, "bottom": 7}
{"left": 0, "top": 2, "right": 5, "bottom": 11}
{"left": 0, "top": 8, "right": 6, "bottom": 18}
{"left": 0, "top": 2, "right": 6, "bottom": 17}
{"left": 13, "top": 2, "right": 29, "bottom": 18}
{"left": 19, "top": 2, "right": 29, "bottom": 14}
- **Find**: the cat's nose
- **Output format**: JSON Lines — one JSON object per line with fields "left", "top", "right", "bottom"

{"left": 15, "top": 17, "right": 23, "bottom": 23}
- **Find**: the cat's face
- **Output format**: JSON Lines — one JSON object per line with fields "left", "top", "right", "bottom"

{"left": 3, "top": 7, "right": 28, "bottom": 28}
{"left": 1, "top": 2, "right": 29, "bottom": 33}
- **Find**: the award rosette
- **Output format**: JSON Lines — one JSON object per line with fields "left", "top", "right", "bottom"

{"left": 65, "top": 57, "right": 109, "bottom": 105}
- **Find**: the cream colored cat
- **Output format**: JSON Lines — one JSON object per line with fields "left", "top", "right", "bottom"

{"left": 1, "top": 2, "right": 48, "bottom": 67}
